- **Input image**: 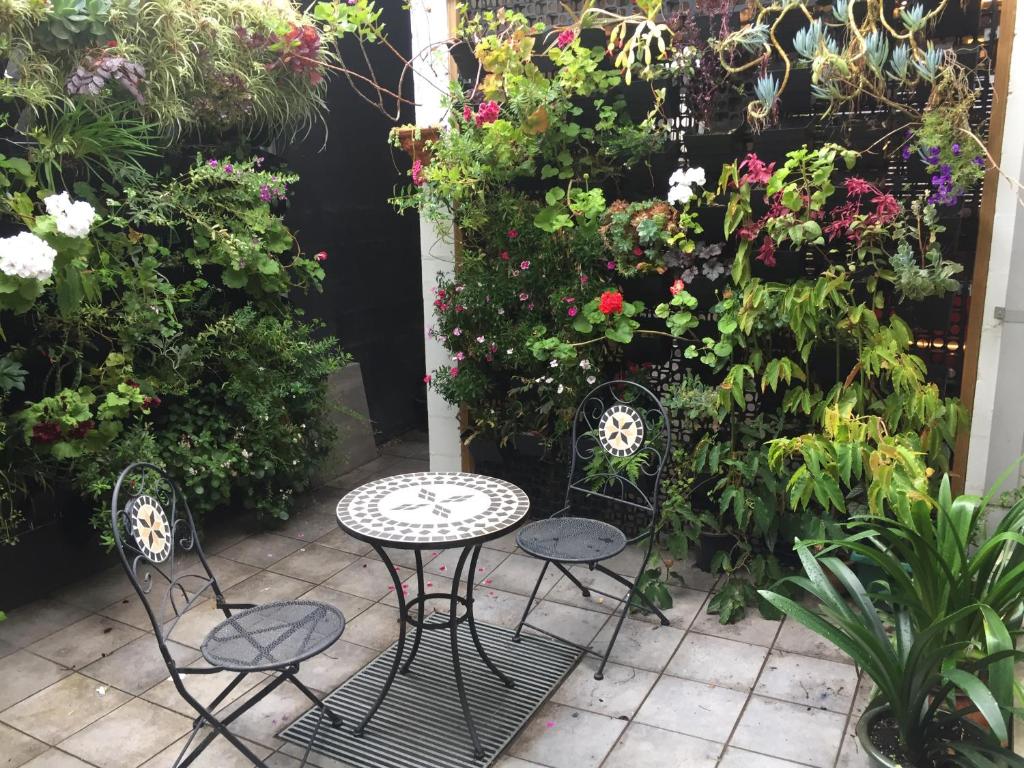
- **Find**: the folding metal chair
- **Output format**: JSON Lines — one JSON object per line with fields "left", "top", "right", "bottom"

{"left": 111, "top": 462, "right": 346, "bottom": 767}
{"left": 513, "top": 380, "right": 671, "bottom": 679}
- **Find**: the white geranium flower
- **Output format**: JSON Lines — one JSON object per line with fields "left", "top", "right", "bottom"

{"left": 579, "top": 359, "right": 591, "bottom": 370}
{"left": 44, "top": 192, "right": 96, "bottom": 238}
{"left": 667, "top": 166, "right": 706, "bottom": 207}
{"left": 586, "top": 375, "right": 597, "bottom": 385}
{"left": 0, "top": 231, "right": 57, "bottom": 281}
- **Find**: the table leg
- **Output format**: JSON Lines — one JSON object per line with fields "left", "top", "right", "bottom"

{"left": 465, "top": 545, "right": 515, "bottom": 688}
{"left": 401, "top": 550, "right": 425, "bottom": 674}
{"left": 450, "top": 545, "right": 486, "bottom": 759}
{"left": 352, "top": 544, "right": 407, "bottom": 736}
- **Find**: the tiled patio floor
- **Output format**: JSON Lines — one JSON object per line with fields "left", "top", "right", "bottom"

{"left": 0, "top": 433, "right": 874, "bottom": 768}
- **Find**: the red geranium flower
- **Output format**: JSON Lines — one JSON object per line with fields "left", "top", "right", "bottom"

{"left": 599, "top": 290, "right": 624, "bottom": 315}
{"left": 476, "top": 101, "right": 500, "bottom": 126}
{"left": 670, "top": 279, "right": 685, "bottom": 296}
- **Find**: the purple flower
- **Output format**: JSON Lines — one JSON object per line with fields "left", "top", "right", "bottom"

{"left": 208, "top": 159, "right": 218, "bottom": 168}
{"left": 901, "top": 145, "right": 912, "bottom": 161}
{"left": 224, "top": 163, "right": 234, "bottom": 174}
{"left": 952, "top": 143, "right": 961, "bottom": 156}
{"left": 259, "top": 184, "right": 272, "bottom": 202}
{"left": 973, "top": 155, "right": 986, "bottom": 168}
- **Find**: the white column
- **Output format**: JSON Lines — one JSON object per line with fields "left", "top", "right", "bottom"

{"left": 965, "top": 4, "right": 1024, "bottom": 495}
{"left": 408, "top": 0, "right": 462, "bottom": 471}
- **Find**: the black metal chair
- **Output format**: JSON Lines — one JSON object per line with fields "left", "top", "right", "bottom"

{"left": 111, "top": 462, "right": 346, "bottom": 768}
{"left": 513, "top": 380, "right": 671, "bottom": 680}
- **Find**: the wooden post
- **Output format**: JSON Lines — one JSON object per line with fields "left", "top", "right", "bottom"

{"left": 952, "top": 0, "right": 1018, "bottom": 494}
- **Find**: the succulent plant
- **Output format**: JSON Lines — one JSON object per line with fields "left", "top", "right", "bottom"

{"left": 753, "top": 72, "right": 780, "bottom": 108}
{"left": 832, "top": 0, "right": 850, "bottom": 23}
{"left": 900, "top": 3, "right": 927, "bottom": 32}
{"left": 888, "top": 43, "right": 911, "bottom": 81}
{"left": 913, "top": 43, "right": 944, "bottom": 82}
{"left": 864, "top": 30, "right": 890, "bottom": 74}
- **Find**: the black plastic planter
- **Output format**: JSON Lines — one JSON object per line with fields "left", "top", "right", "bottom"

{"left": 855, "top": 706, "right": 905, "bottom": 768}
{"left": 695, "top": 531, "right": 738, "bottom": 573}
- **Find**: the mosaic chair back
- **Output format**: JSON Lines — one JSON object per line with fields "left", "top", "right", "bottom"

{"left": 110, "top": 462, "right": 226, "bottom": 646}
{"left": 562, "top": 379, "right": 672, "bottom": 536}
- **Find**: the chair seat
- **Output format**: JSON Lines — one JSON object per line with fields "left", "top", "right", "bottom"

{"left": 516, "top": 517, "right": 627, "bottom": 563}
{"left": 201, "top": 600, "right": 345, "bottom": 672}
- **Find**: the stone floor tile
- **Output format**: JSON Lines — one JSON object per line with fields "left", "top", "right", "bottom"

{"left": 774, "top": 618, "right": 851, "bottom": 664}
{"left": 313, "top": 528, "right": 373, "bottom": 556}
{"left": 730, "top": 695, "right": 847, "bottom": 768}
{"left": 666, "top": 632, "right": 769, "bottom": 691}
{"left": 81, "top": 636, "right": 198, "bottom": 696}
{"left": 220, "top": 683, "right": 317, "bottom": 750}
{"left": 630, "top": 585, "right": 709, "bottom": 629}
{"left": 380, "top": 432, "right": 429, "bottom": 461}
{"left": 273, "top": 494, "right": 343, "bottom": 543}
{"left": 508, "top": 702, "right": 626, "bottom": 768}
{"left": 689, "top": 609, "right": 781, "bottom": 647}
{"left": 0, "top": 651, "right": 73, "bottom": 712}
{"left": 543, "top": 567, "right": 623, "bottom": 615}
{"left": 28, "top": 615, "right": 143, "bottom": 671}
{"left": 53, "top": 567, "right": 137, "bottom": 614}
{"left": 263, "top": 752, "right": 303, "bottom": 768}
{"left": 59, "top": 699, "right": 191, "bottom": 768}
{"left": 551, "top": 659, "right": 657, "bottom": 719}
{"left": 321, "top": 558, "right": 411, "bottom": 601}
{"left": 602, "top": 723, "right": 722, "bottom": 768}
{"left": 634, "top": 675, "right": 747, "bottom": 742}
{"left": 201, "top": 526, "right": 254, "bottom": 557}
{"left": 339, "top": 604, "right": 401, "bottom": 650}
{"left": 375, "top": 547, "right": 440, "bottom": 570}
{"left": 220, "top": 572, "right": 310, "bottom": 606}
{"left": 0, "top": 721, "right": 48, "bottom": 767}
{"left": 485, "top": 554, "right": 561, "bottom": 597}
{"left": 163, "top": 600, "right": 223, "bottom": 650}
{"left": 0, "top": 674, "right": 130, "bottom": 744}
{"left": 218, "top": 534, "right": 304, "bottom": 568}
{"left": 268, "top": 544, "right": 356, "bottom": 584}
{"left": 754, "top": 650, "right": 858, "bottom": 714}
{"left": 294, "top": 639, "right": 379, "bottom": 692}
{"left": 139, "top": 731, "right": 271, "bottom": 768}
{"left": 719, "top": 747, "right": 809, "bottom": 767}
{"left": 0, "top": 600, "right": 90, "bottom": 650}
{"left": 467, "top": 588, "right": 531, "bottom": 629}
{"left": 522, "top": 601, "right": 609, "bottom": 647}
{"left": 667, "top": 557, "right": 721, "bottom": 593}
{"left": 849, "top": 673, "right": 876, "bottom": 721}
{"left": 599, "top": 545, "right": 648, "bottom": 576}
{"left": 141, "top": 661, "right": 266, "bottom": 717}
{"left": 423, "top": 547, "right": 509, "bottom": 579}
{"left": 588, "top": 618, "right": 685, "bottom": 672}
{"left": 19, "top": 750, "right": 96, "bottom": 768}
{"left": 835, "top": 722, "right": 873, "bottom": 768}
{"left": 492, "top": 758, "right": 547, "bottom": 768}
{"left": 380, "top": 574, "right": 455, "bottom": 609}
{"left": 0, "top": 637, "right": 16, "bottom": 659}
{"left": 295, "top": 585, "right": 374, "bottom": 623}
{"left": 482, "top": 530, "right": 521, "bottom": 553}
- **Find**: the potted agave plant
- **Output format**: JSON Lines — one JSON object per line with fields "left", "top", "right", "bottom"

{"left": 761, "top": 474, "right": 1024, "bottom": 767}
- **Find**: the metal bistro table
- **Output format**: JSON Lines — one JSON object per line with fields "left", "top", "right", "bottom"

{"left": 335, "top": 471, "right": 530, "bottom": 759}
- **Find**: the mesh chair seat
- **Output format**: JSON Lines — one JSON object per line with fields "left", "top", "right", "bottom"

{"left": 516, "top": 517, "right": 626, "bottom": 563}
{"left": 202, "top": 600, "right": 345, "bottom": 672}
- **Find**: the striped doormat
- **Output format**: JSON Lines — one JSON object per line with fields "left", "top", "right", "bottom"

{"left": 279, "top": 613, "right": 580, "bottom": 767}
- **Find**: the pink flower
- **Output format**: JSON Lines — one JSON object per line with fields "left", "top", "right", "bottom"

{"left": 500, "top": 250, "right": 510, "bottom": 260}
{"left": 476, "top": 100, "right": 500, "bottom": 126}
{"left": 462, "top": 104, "right": 473, "bottom": 122}
{"left": 738, "top": 153, "right": 775, "bottom": 186}
{"left": 670, "top": 278, "right": 685, "bottom": 296}
{"left": 580, "top": 274, "right": 589, "bottom": 285}
{"left": 632, "top": 246, "right": 644, "bottom": 257}
{"left": 520, "top": 260, "right": 530, "bottom": 270}
{"left": 756, "top": 237, "right": 777, "bottom": 267}
{"left": 313, "top": 251, "right": 328, "bottom": 262}
{"left": 449, "top": 367, "right": 459, "bottom": 377}
{"left": 563, "top": 296, "right": 575, "bottom": 303}
{"left": 208, "top": 159, "right": 218, "bottom": 168}
{"left": 411, "top": 159, "right": 426, "bottom": 186}
{"left": 519, "top": 292, "right": 529, "bottom": 301}
{"left": 423, "top": 374, "right": 432, "bottom": 384}
{"left": 507, "top": 229, "right": 518, "bottom": 239}
{"left": 455, "top": 351, "right": 465, "bottom": 361}
{"left": 453, "top": 327, "right": 462, "bottom": 336}
{"left": 439, "top": 564, "right": 447, "bottom": 572}
{"left": 607, "top": 260, "right": 617, "bottom": 270}
{"left": 568, "top": 306, "right": 578, "bottom": 317}
{"left": 546, "top": 721, "right": 556, "bottom": 728}
{"left": 556, "top": 29, "right": 576, "bottom": 48}
{"left": 844, "top": 177, "right": 874, "bottom": 197}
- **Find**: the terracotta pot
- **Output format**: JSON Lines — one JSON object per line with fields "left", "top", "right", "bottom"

{"left": 392, "top": 125, "right": 441, "bottom": 165}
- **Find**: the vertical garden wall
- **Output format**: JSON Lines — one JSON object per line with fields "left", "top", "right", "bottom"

{"left": 405, "top": 0, "right": 1002, "bottom": 622}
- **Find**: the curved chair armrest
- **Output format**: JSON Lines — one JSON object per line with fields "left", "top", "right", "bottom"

{"left": 216, "top": 600, "right": 257, "bottom": 616}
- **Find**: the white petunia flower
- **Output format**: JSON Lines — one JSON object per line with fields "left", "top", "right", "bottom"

{"left": 0, "top": 231, "right": 57, "bottom": 281}
{"left": 586, "top": 375, "right": 596, "bottom": 385}
{"left": 44, "top": 192, "right": 96, "bottom": 238}
{"left": 549, "top": 359, "right": 559, "bottom": 368}
{"left": 667, "top": 166, "right": 706, "bottom": 207}
{"left": 579, "top": 359, "right": 591, "bottom": 370}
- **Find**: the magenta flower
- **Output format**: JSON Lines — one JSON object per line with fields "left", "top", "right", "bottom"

{"left": 556, "top": 29, "right": 576, "bottom": 48}
{"left": 449, "top": 367, "right": 459, "bottom": 377}
{"left": 453, "top": 327, "right": 462, "bottom": 336}
{"left": 507, "top": 228, "right": 519, "bottom": 239}
{"left": 411, "top": 159, "right": 426, "bottom": 186}
{"left": 519, "top": 292, "right": 529, "bottom": 301}
{"left": 476, "top": 100, "right": 500, "bottom": 126}
{"left": 568, "top": 306, "right": 578, "bottom": 317}
{"left": 423, "top": 374, "right": 432, "bottom": 384}
{"left": 455, "top": 351, "right": 465, "bottom": 361}
{"left": 224, "top": 163, "right": 234, "bottom": 174}
{"left": 208, "top": 158, "right": 218, "bottom": 168}
{"left": 520, "top": 260, "right": 530, "bottom": 270}
{"left": 607, "top": 260, "right": 616, "bottom": 270}
{"left": 259, "top": 184, "right": 272, "bottom": 202}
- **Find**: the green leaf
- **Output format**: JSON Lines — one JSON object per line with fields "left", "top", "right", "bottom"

{"left": 942, "top": 668, "right": 1008, "bottom": 743}
{"left": 222, "top": 269, "right": 248, "bottom": 288}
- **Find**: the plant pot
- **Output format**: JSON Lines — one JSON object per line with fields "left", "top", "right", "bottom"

{"left": 856, "top": 705, "right": 904, "bottom": 768}
{"left": 695, "top": 531, "right": 738, "bottom": 573}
